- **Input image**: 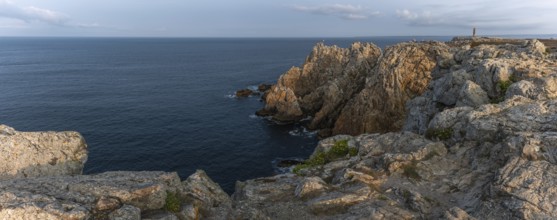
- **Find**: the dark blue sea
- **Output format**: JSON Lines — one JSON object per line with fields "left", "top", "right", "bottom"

{"left": 0, "top": 36, "right": 452, "bottom": 193}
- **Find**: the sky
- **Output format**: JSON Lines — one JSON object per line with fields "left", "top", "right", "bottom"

{"left": 0, "top": 0, "right": 556, "bottom": 37}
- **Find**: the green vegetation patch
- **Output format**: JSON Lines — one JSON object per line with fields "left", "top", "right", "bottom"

{"left": 164, "top": 191, "right": 182, "bottom": 213}
{"left": 377, "top": 194, "right": 389, "bottom": 201}
{"left": 425, "top": 128, "right": 453, "bottom": 140}
{"left": 402, "top": 162, "right": 421, "bottom": 180}
{"left": 492, "top": 76, "right": 517, "bottom": 103}
{"left": 402, "top": 189, "right": 412, "bottom": 201}
{"left": 293, "top": 139, "right": 358, "bottom": 175}
{"left": 498, "top": 80, "right": 513, "bottom": 95}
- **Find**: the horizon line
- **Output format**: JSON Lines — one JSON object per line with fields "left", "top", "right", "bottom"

{"left": 0, "top": 34, "right": 556, "bottom": 39}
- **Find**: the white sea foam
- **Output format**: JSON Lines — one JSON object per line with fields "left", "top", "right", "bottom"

{"left": 300, "top": 116, "right": 313, "bottom": 122}
{"left": 288, "top": 127, "right": 317, "bottom": 137}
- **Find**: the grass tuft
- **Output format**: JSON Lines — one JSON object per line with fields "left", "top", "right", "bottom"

{"left": 402, "top": 163, "right": 421, "bottom": 180}
{"left": 293, "top": 139, "right": 358, "bottom": 175}
{"left": 425, "top": 128, "right": 453, "bottom": 140}
{"left": 164, "top": 191, "right": 182, "bottom": 213}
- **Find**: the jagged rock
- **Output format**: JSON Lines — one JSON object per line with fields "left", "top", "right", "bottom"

{"left": 235, "top": 89, "right": 254, "bottom": 97}
{"left": 506, "top": 74, "right": 557, "bottom": 100}
{"left": 433, "top": 69, "right": 474, "bottom": 106}
{"left": 294, "top": 177, "right": 328, "bottom": 199}
{"left": 232, "top": 174, "right": 313, "bottom": 219}
{"left": 429, "top": 97, "right": 557, "bottom": 142}
{"left": 456, "top": 80, "right": 489, "bottom": 108}
{"left": 403, "top": 91, "right": 439, "bottom": 135}
{"left": 180, "top": 170, "right": 231, "bottom": 219}
{"left": 473, "top": 59, "right": 512, "bottom": 98}
{"left": 0, "top": 125, "right": 88, "bottom": 180}
{"left": 258, "top": 85, "right": 303, "bottom": 121}
{"left": 257, "top": 83, "right": 273, "bottom": 92}
{"left": 260, "top": 42, "right": 382, "bottom": 127}
{"left": 495, "top": 156, "right": 557, "bottom": 219}
{"left": 333, "top": 42, "right": 450, "bottom": 135}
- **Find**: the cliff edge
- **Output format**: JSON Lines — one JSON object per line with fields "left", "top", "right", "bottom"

{"left": 2, "top": 38, "right": 557, "bottom": 219}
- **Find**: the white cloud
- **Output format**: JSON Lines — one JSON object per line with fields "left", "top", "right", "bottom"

{"left": 395, "top": 1, "right": 557, "bottom": 31}
{"left": 395, "top": 9, "right": 437, "bottom": 26}
{"left": 292, "top": 4, "right": 380, "bottom": 20}
{"left": 0, "top": 0, "right": 69, "bottom": 25}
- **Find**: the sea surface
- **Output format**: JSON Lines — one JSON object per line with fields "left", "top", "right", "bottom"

{"left": 0, "top": 36, "right": 454, "bottom": 193}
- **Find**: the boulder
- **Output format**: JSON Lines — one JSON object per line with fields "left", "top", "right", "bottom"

{"left": 456, "top": 80, "right": 489, "bottom": 108}
{"left": 235, "top": 89, "right": 254, "bottom": 97}
{"left": 505, "top": 73, "right": 557, "bottom": 100}
{"left": 180, "top": 170, "right": 231, "bottom": 219}
{"left": 0, "top": 125, "right": 88, "bottom": 180}
{"left": 433, "top": 69, "right": 474, "bottom": 106}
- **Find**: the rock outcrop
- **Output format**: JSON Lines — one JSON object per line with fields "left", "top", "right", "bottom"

{"left": 0, "top": 170, "right": 231, "bottom": 220}
{"left": 236, "top": 38, "right": 557, "bottom": 219}
{"left": 258, "top": 42, "right": 382, "bottom": 129}
{"left": 0, "top": 125, "right": 88, "bottom": 180}
{"left": 259, "top": 41, "right": 452, "bottom": 136}
{"left": 235, "top": 89, "right": 254, "bottom": 97}
{"left": 333, "top": 42, "right": 451, "bottom": 135}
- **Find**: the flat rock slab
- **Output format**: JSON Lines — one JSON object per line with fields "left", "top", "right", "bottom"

{"left": 0, "top": 125, "right": 88, "bottom": 180}
{"left": 0, "top": 171, "right": 181, "bottom": 220}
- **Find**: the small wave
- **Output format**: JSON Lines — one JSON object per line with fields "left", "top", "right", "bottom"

{"left": 288, "top": 127, "right": 317, "bottom": 137}
{"left": 247, "top": 85, "right": 259, "bottom": 91}
{"left": 249, "top": 114, "right": 259, "bottom": 119}
{"left": 225, "top": 94, "right": 236, "bottom": 98}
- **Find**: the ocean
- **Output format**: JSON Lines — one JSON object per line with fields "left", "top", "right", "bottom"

{"left": 0, "top": 36, "right": 452, "bottom": 193}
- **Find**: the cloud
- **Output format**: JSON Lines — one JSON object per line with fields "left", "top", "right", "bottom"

{"left": 0, "top": 0, "right": 69, "bottom": 25}
{"left": 292, "top": 4, "right": 380, "bottom": 20}
{"left": 395, "top": 1, "right": 556, "bottom": 31}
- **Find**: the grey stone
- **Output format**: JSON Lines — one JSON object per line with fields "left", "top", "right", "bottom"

{"left": 0, "top": 125, "right": 88, "bottom": 180}
{"left": 109, "top": 205, "right": 141, "bottom": 220}
{"left": 456, "top": 80, "right": 489, "bottom": 108}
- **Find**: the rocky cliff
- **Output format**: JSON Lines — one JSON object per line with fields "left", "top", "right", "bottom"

{"left": 257, "top": 42, "right": 382, "bottom": 132}
{"left": 3, "top": 37, "right": 557, "bottom": 219}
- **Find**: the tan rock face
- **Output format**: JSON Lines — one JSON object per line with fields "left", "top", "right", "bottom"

{"left": 333, "top": 42, "right": 449, "bottom": 135}
{"left": 0, "top": 125, "right": 88, "bottom": 180}
{"left": 260, "top": 42, "right": 382, "bottom": 128}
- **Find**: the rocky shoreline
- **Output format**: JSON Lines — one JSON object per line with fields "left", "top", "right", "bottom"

{"left": 2, "top": 37, "right": 557, "bottom": 219}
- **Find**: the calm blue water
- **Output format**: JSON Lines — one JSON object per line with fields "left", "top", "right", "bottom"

{"left": 0, "top": 36, "right": 451, "bottom": 193}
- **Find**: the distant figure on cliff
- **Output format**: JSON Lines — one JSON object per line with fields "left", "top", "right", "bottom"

{"left": 473, "top": 27, "right": 476, "bottom": 37}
